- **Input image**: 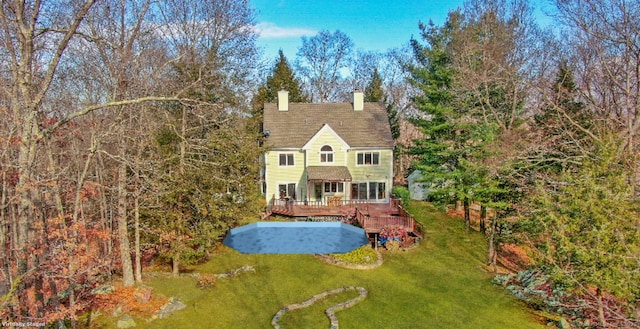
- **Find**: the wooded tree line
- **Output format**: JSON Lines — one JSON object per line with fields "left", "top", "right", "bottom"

{"left": 1, "top": 0, "right": 638, "bottom": 326}
{"left": 0, "top": 0, "right": 263, "bottom": 324}
{"left": 408, "top": 0, "right": 639, "bottom": 326}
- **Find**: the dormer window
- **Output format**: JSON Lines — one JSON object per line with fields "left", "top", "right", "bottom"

{"left": 320, "top": 145, "right": 334, "bottom": 163}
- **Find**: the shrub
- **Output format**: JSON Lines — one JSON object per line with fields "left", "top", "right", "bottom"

{"left": 392, "top": 186, "right": 410, "bottom": 207}
{"left": 385, "top": 240, "right": 400, "bottom": 251}
{"left": 379, "top": 225, "right": 416, "bottom": 250}
{"left": 197, "top": 273, "right": 217, "bottom": 289}
{"left": 400, "top": 236, "right": 415, "bottom": 248}
{"left": 330, "top": 245, "right": 378, "bottom": 264}
{"left": 92, "top": 286, "right": 168, "bottom": 317}
{"left": 379, "top": 225, "right": 407, "bottom": 241}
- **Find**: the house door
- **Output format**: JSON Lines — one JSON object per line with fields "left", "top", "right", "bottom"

{"left": 314, "top": 183, "right": 322, "bottom": 202}
{"left": 278, "top": 183, "right": 297, "bottom": 200}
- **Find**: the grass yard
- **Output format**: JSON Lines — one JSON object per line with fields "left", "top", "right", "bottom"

{"left": 93, "top": 202, "right": 544, "bottom": 328}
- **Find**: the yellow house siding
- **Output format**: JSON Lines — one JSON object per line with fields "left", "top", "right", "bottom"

{"left": 305, "top": 129, "right": 348, "bottom": 166}
{"left": 348, "top": 149, "right": 393, "bottom": 181}
{"left": 347, "top": 148, "right": 393, "bottom": 202}
{"left": 265, "top": 150, "right": 306, "bottom": 201}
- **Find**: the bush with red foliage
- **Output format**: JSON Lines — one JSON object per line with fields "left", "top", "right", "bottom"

{"left": 92, "top": 286, "right": 168, "bottom": 318}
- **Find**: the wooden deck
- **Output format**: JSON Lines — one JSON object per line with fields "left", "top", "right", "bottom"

{"left": 267, "top": 198, "right": 421, "bottom": 237}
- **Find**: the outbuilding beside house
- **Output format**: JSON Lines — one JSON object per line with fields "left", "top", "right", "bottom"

{"left": 407, "top": 169, "right": 429, "bottom": 200}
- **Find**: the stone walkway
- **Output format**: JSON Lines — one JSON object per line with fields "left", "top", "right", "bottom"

{"left": 271, "top": 286, "right": 368, "bottom": 329}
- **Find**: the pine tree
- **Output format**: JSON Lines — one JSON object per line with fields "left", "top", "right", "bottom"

{"left": 364, "top": 68, "right": 384, "bottom": 102}
{"left": 409, "top": 14, "right": 499, "bottom": 232}
{"left": 532, "top": 62, "right": 591, "bottom": 172}
{"left": 251, "top": 50, "right": 308, "bottom": 132}
{"left": 365, "top": 68, "right": 400, "bottom": 140}
{"left": 531, "top": 138, "right": 640, "bottom": 326}
{"left": 253, "top": 50, "right": 307, "bottom": 104}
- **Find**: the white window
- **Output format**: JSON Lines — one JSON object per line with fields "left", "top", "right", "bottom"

{"left": 279, "top": 153, "right": 294, "bottom": 166}
{"left": 351, "top": 182, "right": 386, "bottom": 200}
{"left": 320, "top": 145, "right": 334, "bottom": 163}
{"left": 324, "top": 182, "right": 344, "bottom": 193}
{"left": 357, "top": 152, "right": 380, "bottom": 165}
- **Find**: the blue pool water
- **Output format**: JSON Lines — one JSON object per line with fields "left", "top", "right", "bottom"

{"left": 223, "top": 222, "right": 368, "bottom": 254}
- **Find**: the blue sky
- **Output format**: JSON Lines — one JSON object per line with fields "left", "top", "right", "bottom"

{"left": 252, "top": 0, "right": 553, "bottom": 61}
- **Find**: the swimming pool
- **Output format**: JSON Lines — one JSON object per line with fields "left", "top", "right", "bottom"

{"left": 223, "top": 222, "right": 369, "bottom": 254}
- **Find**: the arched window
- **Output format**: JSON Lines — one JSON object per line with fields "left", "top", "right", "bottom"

{"left": 320, "top": 145, "right": 334, "bottom": 163}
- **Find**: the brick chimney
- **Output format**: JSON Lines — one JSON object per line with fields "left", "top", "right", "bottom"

{"left": 278, "top": 90, "right": 289, "bottom": 112}
{"left": 353, "top": 89, "right": 363, "bottom": 111}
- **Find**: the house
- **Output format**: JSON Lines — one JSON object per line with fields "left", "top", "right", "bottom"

{"left": 261, "top": 90, "right": 394, "bottom": 206}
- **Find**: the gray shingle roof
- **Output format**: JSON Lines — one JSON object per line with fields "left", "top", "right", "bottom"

{"left": 263, "top": 102, "right": 394, "bottom": 149}
{"left": 306, "top": 166, "right": 352, "bottom": 182}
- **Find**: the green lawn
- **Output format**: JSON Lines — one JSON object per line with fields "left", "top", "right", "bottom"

{"left": 95, "top": 202, "right": 544, "bottom": 328}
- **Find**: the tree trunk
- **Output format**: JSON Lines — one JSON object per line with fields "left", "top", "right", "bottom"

{"left": 480, "top": 205, "right": 487, "bottom": 234}
{"left": 172, "top": 251, "right": 180, "bottom": 277}
{"left": 0, "top": 171, "right": 8, "bottom": 296}
{"left": 463, "top": 197, "right": 471, "bottom": 232}
{"left": 117, "top": 161, "right": 134, "bottom": 286}
{"left": 16, "top": 113, "right": 39, "bottom": 277}
{"left": 134, "top": 192, "right": 142, "bottom": 283}
{"left": 95, "top": 153, "right": 112, "bottom": 257}
{"left": 47, "top": 144, "right": 65, "bottom": 220}
{"left": 596, "top": 288, "right": 607, "bottom": 328}
{"left": 488, "top": 218, "right": 498, "bottom": 273}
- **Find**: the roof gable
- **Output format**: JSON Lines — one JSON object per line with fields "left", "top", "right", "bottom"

{"left": 302, "top": 124, "right": 350, "bottom": 151}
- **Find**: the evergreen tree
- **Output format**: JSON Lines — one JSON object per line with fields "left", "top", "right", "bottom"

{"left": 365, "top": 68, "right": 400, "bottom": 140}
{"left": 251, "top": 50, "right": 308, "bottom": 132}
{"left": 145, "top": 52, "right": 263, "bottom": 275}
{"left": 254, "top": 50, "right": 308, "bottom": 106}
{"left": 532, "top": 62, "right": 591, "bottom": 172}
{"left": 530, "top": 137, "right": 640, "bottom": 325}
{"left": 364, "top": 68, "right": 384, "bottom": 102}
{"left": 410, "top": 15, "right": 497, "bottom": 231}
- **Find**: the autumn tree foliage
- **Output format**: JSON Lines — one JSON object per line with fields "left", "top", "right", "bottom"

{"left": 0, "top": 0, "right": 262, "bottom": 325}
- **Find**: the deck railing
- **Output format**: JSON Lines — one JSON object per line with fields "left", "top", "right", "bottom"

{"left": 362, "top": 215, "right": 415, "bottom": 233}
{"left": 269, "top": 197, "right": 374, "bottom": 213}
{"left": 392, "top": 200, "right": 423, "bottom": 238}
{"left": 354, "top": 207, "right": 415, "bottom": 233}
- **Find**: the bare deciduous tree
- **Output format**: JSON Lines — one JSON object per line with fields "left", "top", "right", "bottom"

{"left": 296, "top": 30, "right": 354, "bottom": 102}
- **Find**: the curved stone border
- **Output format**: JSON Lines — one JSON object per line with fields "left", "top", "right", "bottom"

{"left": 314, "top": 249, "right": 384, "bottom": 270}
{"left": 271, "top": 286, "right": 368, "bottom": 329}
